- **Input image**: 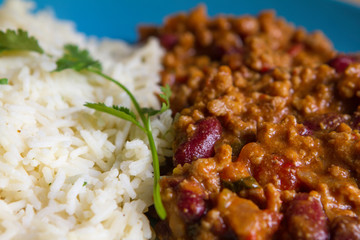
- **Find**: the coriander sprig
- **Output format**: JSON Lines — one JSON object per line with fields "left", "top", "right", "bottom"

{"left": 55, "top": 44, "right": 169, "bottom": 220}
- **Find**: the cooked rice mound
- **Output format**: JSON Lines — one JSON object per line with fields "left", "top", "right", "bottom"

{"left": 0, "top": 1, "right": 173, "bottom": 239}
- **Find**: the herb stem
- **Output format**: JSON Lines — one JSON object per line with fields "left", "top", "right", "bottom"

{"left": 145, "top": 117, "right": 166, "bottom": 220}
{"left": 89, "top": 69, "right": 147, "bottom": 124}
{"left": 89, "top": 68, "right": 167, "bottom": 220}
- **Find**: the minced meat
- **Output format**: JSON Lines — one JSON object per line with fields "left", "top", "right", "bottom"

{"left": 140, "top": 5, "right": 360, "bottom": 240}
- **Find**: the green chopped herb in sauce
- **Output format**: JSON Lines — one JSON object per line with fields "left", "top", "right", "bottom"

{"left": 55, "top": 44, "right": 170, "bottom": 220}
{"left": 222, "top": 176, "right": 261, "bottom": 193}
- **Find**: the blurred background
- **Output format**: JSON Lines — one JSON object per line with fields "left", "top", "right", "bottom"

{"left": 0, "top": 0, "right": 359, "bottom": 52}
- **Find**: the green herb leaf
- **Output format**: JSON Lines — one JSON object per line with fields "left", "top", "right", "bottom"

{"left": 0, "top": 29, "right": 43, "bottom": 54}
{"left": 222, "top": 177, "right": 261, "bottom": 193}
{"left": 55, "top": 44, "right": 101, "bottom": 72}
{"left": 159, "top": 84, "right": 171, "bottom": 113}
{"left": 141, "top": 85, "right": 172, "bottom": 117}
{"left": 159, "top": 85, "right": 171, "bottom": 106}
{"left": 83, "top": 181, "right": 87, "bottom": 186}
{"left": 141, "top": 107, "right": 160, "bottom": 116}
{"left": 0, "top": 78, "right": 8, "bottom": 85}
{"left": 112, "top": 105, "right": 137, "bottom": 120}
{"left": 84, "top": 102, "right": 143, "bottom": 130}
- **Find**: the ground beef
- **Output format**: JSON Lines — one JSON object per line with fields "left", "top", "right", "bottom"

{"left": 140, "top": 5, "right": 360, "bottom": 240}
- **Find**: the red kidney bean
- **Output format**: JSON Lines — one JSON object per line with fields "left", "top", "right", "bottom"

{"left": 281, "top": 193, "right": 329, "bottom": 240}
{"left": 303, "top": 113, "right": 349, "bottom": 132}
{"left": 159, "top": 34, "right": 179, "bottom": 50}
{"left": 210, "top": 45, "right": 243, "bottom": 60}
{"left": 174, "top": 117, "right": 222, "bottom": 166}
{"left": 177, "top": 189, "right": 206, "bottom": 222}
{"left": 351, "top": 111, "right": 360, "bottom": 131}
{"left": 331, "top": 215, "right": 360, "bottom": 240}
{"left": 328, "top": 55, "right": 356, "bottom": 73}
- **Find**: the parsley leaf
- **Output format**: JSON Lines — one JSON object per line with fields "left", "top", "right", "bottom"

{"left": 0, "top": 78, "right": 8, "bottom": 85}
{"left": 0, "top": 29, "right": 43, "bottom": 54}
{"left": 55, "top": 44, "right": 101, "bottom": 72}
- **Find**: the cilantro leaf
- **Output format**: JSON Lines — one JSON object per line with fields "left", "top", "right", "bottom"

{"left": 55, "top": 44, "right": 102, "bottom": 72}
{"left": 159, "top": 85, "right": 171, "bottom": 106}
{"left": 0, "top": 78, "right": 8, "bottom": 85}
{"left": 141, "top": 107, "right": 160, "bottom": 116}
{"left": 159, "top": 84, "right": 171, "bottom": 113}
{"left": 141, "top": 85, "right": 172, "bottom": 117}
{"left": 0, "top": 29, "right": 43, "bottom": 54}
{"left": 112, "top": 105, "right": 138, "bottom": 120}
{"left": 84, "top": 102, "right": 143, "bottom": 130}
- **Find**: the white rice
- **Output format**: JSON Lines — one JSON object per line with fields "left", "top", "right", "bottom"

{"left": 0, "top": 0, "right": 173, "bottom": 239}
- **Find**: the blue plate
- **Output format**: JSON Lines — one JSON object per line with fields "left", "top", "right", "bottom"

{"left": 1, "top": 0, "right": 359, "bottom": 52}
